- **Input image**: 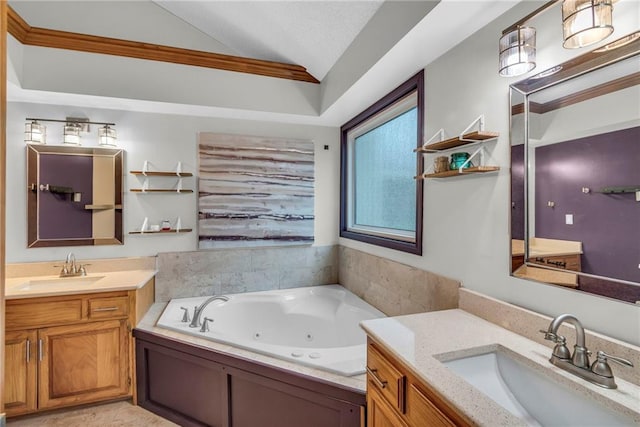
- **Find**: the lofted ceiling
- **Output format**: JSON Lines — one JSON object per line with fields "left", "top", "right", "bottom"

{"left": 152, "top": 1, "right": 385, "bottom": 81}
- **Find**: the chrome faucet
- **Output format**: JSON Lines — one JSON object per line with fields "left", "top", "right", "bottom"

{"left": 188, "top": 295, "right": 229, "bottom": 328}
{"left": 58, "top": 252, "right": 87, "bottom": 277}
{"left": 540, "top": 314, "right": 633, "bottom": 389}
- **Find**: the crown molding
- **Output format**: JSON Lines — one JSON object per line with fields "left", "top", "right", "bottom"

{"left": 7, "top": 6, "right": 319, "bottom": 84}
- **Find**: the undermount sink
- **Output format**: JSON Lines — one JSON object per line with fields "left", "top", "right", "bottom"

{"left": 442, "top": 348, "right": 634, "bottom": 426}
{"left": 16, "top": 275, "right": 106, "bottom": 291}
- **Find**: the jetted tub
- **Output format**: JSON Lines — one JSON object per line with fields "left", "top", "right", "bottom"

{"left": 156, "top": 285, "right": 385, "bottom": 376}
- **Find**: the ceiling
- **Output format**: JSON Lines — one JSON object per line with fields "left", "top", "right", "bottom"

{"left": 152, "top": 1, "right": 385, "bottom": 81}
{"left": 6, "top": 1, "right": 522, "bottom": 125}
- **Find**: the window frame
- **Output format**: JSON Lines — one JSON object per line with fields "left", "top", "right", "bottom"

{"left": 339, "top": 70, "right": 424, "bottom": 255}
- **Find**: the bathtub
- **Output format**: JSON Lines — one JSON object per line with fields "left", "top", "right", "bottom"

{"left": 156, "top": 285, "right": 385, "bottom": 376}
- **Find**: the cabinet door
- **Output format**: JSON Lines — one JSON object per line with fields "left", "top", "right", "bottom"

{"left": 38, "top": 319, "right": 130, "bottom": 410}
{"left": 367, "top": 386, "right": 408, "bottom": 427}
{"left": 4, "top": 330, "right": 38, "bottom": 416}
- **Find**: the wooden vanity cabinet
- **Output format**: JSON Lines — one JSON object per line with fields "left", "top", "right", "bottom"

{"left": 4, "top": 282, "right": 154, "bottom": 417}
{"left": 366, "top": 340, "right": 471, "bottom": 427}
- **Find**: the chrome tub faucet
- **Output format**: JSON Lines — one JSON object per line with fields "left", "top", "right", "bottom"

{"left": 540, "top": 313, "right": 633, "bottom": 389}
{"left": 188, "top": 295, "right": 229, "bottom": 328}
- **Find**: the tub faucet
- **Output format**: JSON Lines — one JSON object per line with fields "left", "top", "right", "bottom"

{"left": 540, "top": 313, "right": 633, "bottom": 389}
{"left": 189, "top": 295, "right": 229, "bottom": 328}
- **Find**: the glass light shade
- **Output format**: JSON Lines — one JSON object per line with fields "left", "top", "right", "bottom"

{"left": 98, "top": 125, "right": 117, "bottom": 146}
{"left": 562, "top": 0, "right": 614, "bottom": 49}
{"left": 63, "top": 124, "right": 81, "bottom": 145}
{"left": 499, "top": 26, "right": 536, "bottom": 77}
{"left": 24, "top": 121, "right": 46, "bottom": 144}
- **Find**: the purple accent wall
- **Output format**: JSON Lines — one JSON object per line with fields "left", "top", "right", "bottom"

{"left": 535, "top": 126, "right": 640, "bottom": 283}
{"left": 511, "top": 144, "right": 525, "bottom": 240}
{"left": 39, "top": 153, "right": 93, "bottom": 239}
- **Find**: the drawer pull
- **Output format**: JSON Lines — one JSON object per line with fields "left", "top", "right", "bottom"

{"left": 92, "top": 306, "right": 119, "bottom": 312}
{"left": 367, "top": 367, "right": 388, "bottom": 389}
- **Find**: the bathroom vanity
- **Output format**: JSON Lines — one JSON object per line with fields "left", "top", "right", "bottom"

{"left": 3, "top": 262, "right": 155, "bottom": 417}
{"left": 361, "top": 303, "right": 640, "bottom": 426}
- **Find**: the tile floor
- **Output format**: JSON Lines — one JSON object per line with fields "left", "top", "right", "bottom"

{"left": 6, "top": 401, "right": 178, "bottom": 427}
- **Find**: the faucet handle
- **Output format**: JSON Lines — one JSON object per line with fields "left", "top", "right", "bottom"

{"left": 591, "top": 351, "right": 634, "bottom": 378}
{"left": 539, "top": 329, "right": 561, "bottom": 343}
{"left": 200, "top": 317, "right": 214, "bottom": 333}
{"left": 179, "top": 307, "right": 191, "bottom": 323}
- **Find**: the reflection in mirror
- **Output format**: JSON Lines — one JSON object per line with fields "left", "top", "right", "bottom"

{"left": 510, "top": 34, "right": 639, "bottom": 304}
{"left": 27, "top": 144, "right": 124, "bottom": 247}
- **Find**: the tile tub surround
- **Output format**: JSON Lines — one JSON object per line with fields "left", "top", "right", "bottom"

{"left": 460, "top": 288, "right": 640, "bottom": 386}
{"left": 338, "top": 246, "right": 460, "bottom": 316}
{"left": 361, "top": 310, "right": 640, "bottom": 426}
{"left": 5, "top": 256, "right": 157, "bottom": 278}
{"left": 155, "top": 245, "right": 337, "bottom": 302}
{"left": 136, "top": 302, "right": 366, "bottom": 392}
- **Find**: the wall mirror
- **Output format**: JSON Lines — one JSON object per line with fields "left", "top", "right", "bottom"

{"left": 510, "top": 33, "right": 639, "bottom": 304}
{"left": 27, "top": 144, "right": 124, "bottom": 247}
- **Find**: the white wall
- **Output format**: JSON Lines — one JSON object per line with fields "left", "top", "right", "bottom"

{"left": 6, "top": 102, "right": 340, "bottom": 263}
{"left": 339, "top": 1, "right": 640, "bottom": 345}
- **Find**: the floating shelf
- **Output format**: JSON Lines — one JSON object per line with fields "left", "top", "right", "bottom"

{"left": 130, "top": 189, "right": 193, "bottom": 193}
{"left": 130, "top": 171, "right": 193, "bottom": 177}
{"left": 84, "top": 204, "right": 123, "bottom": 210}
{"left": 419, "top": 166, "right": 500, "bottom": 179}
{"left": 129, "top": 228, "right": 192, "bottom": 235}
{"left": 415, "top": 131, "right": 499, "bottom": 153}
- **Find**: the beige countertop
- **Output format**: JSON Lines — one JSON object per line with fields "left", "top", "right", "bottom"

{"left": 5, "top": 269, "right": 157, "bottom": 299}
{"left": 136, "top": 302, "right": 367, "bottom": 393}
{"left": 360, "top": 309, "right": 640, "bottom": 427}
{"left": 512, "top": 238, "right": 583, "bottom": 257}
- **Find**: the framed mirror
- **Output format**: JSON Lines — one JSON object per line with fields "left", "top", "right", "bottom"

{"left": 27, "top": 144, "right": 124, "bottom": 247}
{"left": 510, "top": 33, "right": 640, "bottom": 304}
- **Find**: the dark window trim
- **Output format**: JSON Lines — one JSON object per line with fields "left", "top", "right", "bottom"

{"left": 339, "top": 70, "right": 424, "bottom": 255}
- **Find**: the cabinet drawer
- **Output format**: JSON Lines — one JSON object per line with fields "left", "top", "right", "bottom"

{"left": 367, "top": 344, "right": 406, "bottom": 413}
{"left": 406, "top": 384, "right": 454, "bottom": 427}
{"left": 88, "top": 296, "right": 129, "bottom": 319}
{"left": 6, "top": 299, "right": 83, "bottom": 330}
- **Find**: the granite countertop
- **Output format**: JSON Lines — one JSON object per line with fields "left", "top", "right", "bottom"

{"left": 5, "top": 269, "right": 157, "bottom": 299}
{"left": 360, "top": 309, "right": 640, "bottom": 427}
{"left": 136, "top": 303, "right": 367, "bottom": 394}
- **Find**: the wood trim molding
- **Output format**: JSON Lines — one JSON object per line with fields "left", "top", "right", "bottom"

{"left": 6, "top": 6, "right": 319, "bottom": 84}
{"left": 1, "top": 0, "right": 7, "bottom": 415}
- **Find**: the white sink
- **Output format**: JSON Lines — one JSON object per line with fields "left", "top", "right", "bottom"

{"left": 443, "top": 348, "right": 634, "bottom": 426}
{"left": 16, "top": 275, "right": 106, "bottom": 291}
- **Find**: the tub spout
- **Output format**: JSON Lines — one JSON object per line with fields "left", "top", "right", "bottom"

{"left": 189, "top": 295, "right": 229, "bottom": 328}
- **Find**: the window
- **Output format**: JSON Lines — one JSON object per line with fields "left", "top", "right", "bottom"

{"left": 340, "top": 71, "right": 424, "bottom": 254}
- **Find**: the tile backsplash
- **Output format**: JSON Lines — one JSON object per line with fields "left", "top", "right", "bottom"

{"left": 338, "top": 246, "right": 460, "bottom": 316}
{"left": 155, "top": 245, "right": 338, "bottom": 302}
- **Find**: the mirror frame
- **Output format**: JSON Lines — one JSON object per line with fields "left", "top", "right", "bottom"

{"left": 509, "top": 34, "right": 640, "bottom": 302}
{"left": 27, "top": 144, "right": 124, "bottom": 247}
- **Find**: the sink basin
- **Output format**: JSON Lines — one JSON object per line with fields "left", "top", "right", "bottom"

{"left": 443, "top": 348, "right": 634, "bottom": 426}
{"left": 16, "top": 275, "right": 106, "bottom": 291}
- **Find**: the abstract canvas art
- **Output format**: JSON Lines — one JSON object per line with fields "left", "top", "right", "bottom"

{"left": 198, "top": 133, "right": 315, "bottom": 249}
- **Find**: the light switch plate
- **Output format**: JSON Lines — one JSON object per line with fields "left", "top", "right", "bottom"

{"left": 565, "top": 214, "right": 574, "bottom": 225}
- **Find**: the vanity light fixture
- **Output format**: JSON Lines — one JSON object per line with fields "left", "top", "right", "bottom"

{"left": 562, "top": 0, "right": 614, "bottom": 48}
{"left": 593, "top": 30, "right": 640, "bottom": 52}
{"left": 499, "top": 26, "right": 537, "bottom": 77}
{"left": 63, "top": 123, "right": 82, "bottom": 145}
{"left": 98, "top": 124, "right": 117, "bottom": 146}
{"left": 24, "top": 120, "right": 46, "bottom": 144}
{"left": 25, "top": 118, "right": 117, "bottom": 147}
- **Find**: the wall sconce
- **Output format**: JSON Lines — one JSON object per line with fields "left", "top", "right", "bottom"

{"left": 499, "top": 26, "right": 537, "bottom": 77}
{"left": 25, "top": 118, "right": 117, "bottom": 147}
{"left": 98, "top": 124, "right": 117, "bottom": 146}
{"left": 562, "top": 0, "right": 614, "bottom": 48}
{"left": 499, "top": 0, "right": 616, "bottom": 77}
{"left": 24, "top": 120, "right": 46, "bottom": 144}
